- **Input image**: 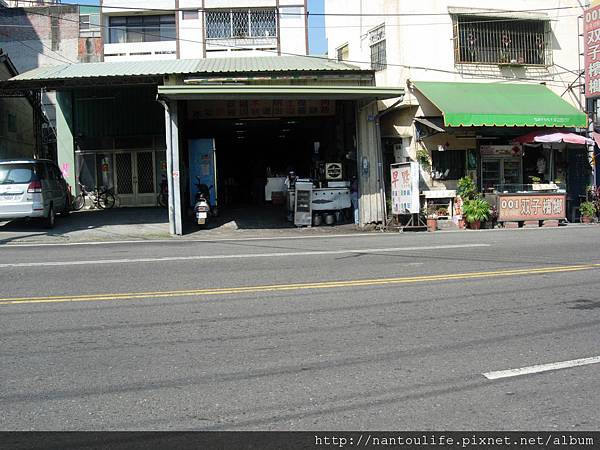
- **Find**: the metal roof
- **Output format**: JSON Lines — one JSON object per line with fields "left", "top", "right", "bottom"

{"left": 10, "top": 56, "right": 367, "bottom": 82}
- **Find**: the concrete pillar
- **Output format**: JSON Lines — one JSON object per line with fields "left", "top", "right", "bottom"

{"left": 163, "top": 100, "right": 183, "bottom": 235}
{"left": 356, "top": 101, "right": 385, "bottom": 225}
{"left": 55, "top": 90, "right": 76, "bottom": 191}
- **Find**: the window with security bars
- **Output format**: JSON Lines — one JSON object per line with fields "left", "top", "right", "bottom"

{"left": 369, "top": 24, "right": 386, "bottom": 71}
{"left": 454, "top": 15, "right": 550, "bottom": 66}
{"left": 205, "top": 9, "right": 277, "bottom": 39}
{"left": 108, "top": 15, "right": 176, "bottom": 43}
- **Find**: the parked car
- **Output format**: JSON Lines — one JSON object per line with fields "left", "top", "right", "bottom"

{"left": 0, "top": 159, "right": 70, "bottom": 228}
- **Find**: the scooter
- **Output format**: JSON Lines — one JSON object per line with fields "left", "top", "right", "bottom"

{"left": 194, "top": 177, "right": 213, "bottom": 226}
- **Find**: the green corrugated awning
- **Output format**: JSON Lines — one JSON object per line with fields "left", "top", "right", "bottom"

{"left": 158, "top": 84, "right": 404, "bottom": 101}
{"left": 412, "top": 81, "right": 587, "bottom": 128}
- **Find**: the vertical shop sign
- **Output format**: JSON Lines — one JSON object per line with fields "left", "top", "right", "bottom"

{"left": 391, "top": 162, "right": 420, "bottom": 214}
{"left": 585, "top": 3, "right": 600, "bottom": 98}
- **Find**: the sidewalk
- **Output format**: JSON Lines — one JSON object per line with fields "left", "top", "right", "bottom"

{"left": 0, "top": 207, "right": 364, "bottom": 245}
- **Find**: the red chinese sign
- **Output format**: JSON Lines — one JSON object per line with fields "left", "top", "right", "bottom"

{"left": 585, "top": 4, "right": 600, "bottom": 98}
{"left": 187, "top": 100, "right": 335, "bottom": 120}
{"left": 497, "top": 194, "right": 566, "bottom": 222}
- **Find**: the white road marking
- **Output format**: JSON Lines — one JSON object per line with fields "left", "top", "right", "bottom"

{"left": 483, "top": 355, "right": 600, "bottom": 380}
{"left": 0, "top": 243, "right": 489, "bottom": 268}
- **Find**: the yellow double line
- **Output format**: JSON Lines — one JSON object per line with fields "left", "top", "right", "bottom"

{"left": 1, "top": 263, "right": 598, "bottom": 306}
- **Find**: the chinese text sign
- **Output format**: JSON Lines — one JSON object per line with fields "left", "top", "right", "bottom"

{"left": 497, "top": 194, "right": 566, "bottom": 222}
{"left": 391, "top": 162, "right": 419, "bottom": 215}
{"left": 585, "top": 5, "right": 600, "bottom": 98}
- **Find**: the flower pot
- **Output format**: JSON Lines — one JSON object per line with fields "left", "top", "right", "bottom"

{"left": 458, "top": 218, "right": 466, "bottom": 229}
{"left": 468, "top": 220, "right": 481, "bottom": 230}
{"left": 581, "top": 215, "right": 593, "bottom": 224}
{"left": 426, "top": 217, "right": 438, "bottom": 232}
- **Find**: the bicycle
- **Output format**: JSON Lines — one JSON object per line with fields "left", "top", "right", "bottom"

{"left": 72, "top": 182, "right": 116, "bottom": 210}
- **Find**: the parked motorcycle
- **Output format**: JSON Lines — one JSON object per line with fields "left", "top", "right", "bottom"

{"left": 194, "top": 177, "right": 213, "bottom": 226}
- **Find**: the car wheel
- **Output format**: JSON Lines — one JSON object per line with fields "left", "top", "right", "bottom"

{"left": 45, "top": 205, "right": 56, "bottom": 229}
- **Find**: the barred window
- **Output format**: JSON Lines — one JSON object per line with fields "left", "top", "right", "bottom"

{"left": 206, "top": 9, "right": 277, "bottom": 39}
{"left": 369, "top": 24, "right": 386, "bottom": 71}
{"left": 432, "top": 150, "right": 466, "bottom": 180}
{"left": 108, "top": 15, "right": 176, "bottom": 43}
{"left": 454, "top": 15, "right": 550, "bottom": 65}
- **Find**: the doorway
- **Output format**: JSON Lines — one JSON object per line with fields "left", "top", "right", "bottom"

{"left": 115, "top": 151, "right": 157, "bottom": 206}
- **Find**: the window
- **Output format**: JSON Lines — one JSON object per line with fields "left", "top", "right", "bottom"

{"left": 432, "top": 150, "right": 466, "bottom": 180}
{"left": 108, "top": 15, "right": 176, "bottom": 43}
{"left": 182, "top": 10, "right": 198, "bottom": 20}
{"left": 454, "top": 15, "right": 550, "bottom": 65}
{"left": 80, "top": 14, "right": 90, "bottom": 30}
{"left": 205, "top": 9, "right": 277, "bottom": 39}
{"left": 80, "top": 12, "right": 100, "bottom": 36}
{"left": 337, "top": 43, "right": 349, "bottom": 62}
{"left": 368, "top": 24, "right": 386, "bottom": 71}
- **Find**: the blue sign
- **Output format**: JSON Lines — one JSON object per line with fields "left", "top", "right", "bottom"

{"left": 188, "top": 138, "right": 217, "bottom": 207}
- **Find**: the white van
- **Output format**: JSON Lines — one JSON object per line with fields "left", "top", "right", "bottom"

{"left": 0, "top": 159, "right": 70, "bottom": 228}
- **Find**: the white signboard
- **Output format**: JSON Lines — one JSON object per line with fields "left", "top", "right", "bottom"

{"left": 391, "top": 162, "right": 420, "bottom": 214}
{"left": 480, "top": 145, "right": 522, "bottom": 157}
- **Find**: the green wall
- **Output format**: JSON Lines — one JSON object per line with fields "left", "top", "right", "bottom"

{"left": 73, "top": 85, "right": 164, "bottom": 138}
{"left": 56, "top": 90, "right": 76, "bottom": 190}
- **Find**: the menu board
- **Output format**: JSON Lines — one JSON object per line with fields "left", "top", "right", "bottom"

{"left": 391, "top": 162, "right": 420, "bottom": 214}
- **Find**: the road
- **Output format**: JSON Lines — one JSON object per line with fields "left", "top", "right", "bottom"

{"left": 1, "top": 227, "right": 599, "bottom": 430}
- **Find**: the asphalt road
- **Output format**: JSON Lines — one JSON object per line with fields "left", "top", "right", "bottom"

{"left": 1, "top": 227, "right": 599, "bottom": 430}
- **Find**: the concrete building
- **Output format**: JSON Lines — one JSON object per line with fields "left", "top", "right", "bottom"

{"left": 0, "top": 2, "right": 103, "bottom": 158}
{"left": 325, "top": 1, "right": 590, "bottom": 223}
{"left": 102, "top": 0, "right": 308, "bottom": 62}
{"left": 0, "top": 50, "right": 37, "bottom": 159}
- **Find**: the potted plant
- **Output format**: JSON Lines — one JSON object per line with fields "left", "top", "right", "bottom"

{"left": 457, "top": 176, "right": 477, "bottom": 200}
{"left": 462, "top": 197, "right": 491, "bottom": 230}
{"left": 416, "top": 148, "right": 431, "bottom": 172}
{"left": 424, "top": 205, "right": 438, "bottom": 232}
{"left": 579, "top": 201, "right": 596, "bottom": 224}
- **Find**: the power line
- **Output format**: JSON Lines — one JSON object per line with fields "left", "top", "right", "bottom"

{"left": 11, "top": 6, "right": 581, "bottom": 89}
{"left": 22, "top": 1, "right": 584, "bottom": 17}
{"left": 0, "top": 12, "right": 585, "bottom": 30}
{"left": 1, "top": 36, "right": 75, "bottom": 65}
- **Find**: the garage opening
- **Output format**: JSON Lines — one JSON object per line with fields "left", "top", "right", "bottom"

{"left": 181, "top": 100, "right": 358, "bottom": 230}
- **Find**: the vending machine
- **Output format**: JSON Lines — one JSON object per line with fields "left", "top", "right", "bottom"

{"left": 188, "top": 138, "right": 217, "bottom": 208}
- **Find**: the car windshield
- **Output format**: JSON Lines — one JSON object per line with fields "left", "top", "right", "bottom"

{"left": 0, "top": 164, "right": 36, "bottom": 184}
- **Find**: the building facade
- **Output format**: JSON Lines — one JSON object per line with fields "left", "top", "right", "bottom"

{"left": 0, "top": 50, "right": 37, "bottom": 159}
{"left": 102, "top": 0, "right": 308, "bottom": 62}
{"left": 325, "top": 0, "right": 590, "bottom": 222}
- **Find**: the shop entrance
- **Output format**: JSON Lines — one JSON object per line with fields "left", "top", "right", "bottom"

{"left": 115, "top": 151, "right": 157, "bottom": 207}
{"left": 76, "top": 149, "right": 167, "bottom": 207}
{"left": 183, "top": 101, "right": 358, "bottom": 229}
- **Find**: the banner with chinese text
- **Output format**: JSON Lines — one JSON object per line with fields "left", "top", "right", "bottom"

{"left": 585, "top": 4, "right": 600, "bottom": 98}
{"left": 497, "top": 194, "right": 566, "bottom": 222}
{"left": 391, "top": 162, "right": 420, "bottom": 215}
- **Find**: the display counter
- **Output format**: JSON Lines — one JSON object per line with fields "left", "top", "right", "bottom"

{"left": 287, "top": 187, "right": 351, "bottom": 212}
